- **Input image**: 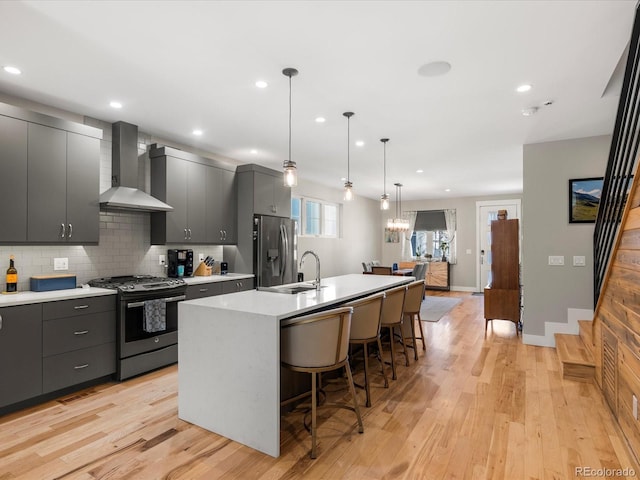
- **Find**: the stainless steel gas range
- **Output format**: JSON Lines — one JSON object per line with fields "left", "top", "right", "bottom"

{"left": 88, "top": 275, "right": 187, "bottom": 380}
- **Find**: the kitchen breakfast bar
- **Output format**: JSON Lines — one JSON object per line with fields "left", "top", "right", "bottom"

{"left": 178, "top": 274, "right": 413, "bottom": 457}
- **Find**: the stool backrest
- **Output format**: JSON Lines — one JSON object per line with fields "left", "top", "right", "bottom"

{"left": 412, "top": 263, "right": 427, "bottom": 280}
{"left": 380, "top": 285, "right": 407, "bottom": 326}
{"left": 345, "top": 292, "right": 385, "bottom": 340}
{"left": 281, "top": 307, "right": 353, "bottom": 368}
{"left": 403, "top": 280, "right": 426, "bottom": 314}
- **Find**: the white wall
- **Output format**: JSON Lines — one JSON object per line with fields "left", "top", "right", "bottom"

{"left": 292, "top": 179, "right": 381, "bottom": 280}
{"left": 522, "top": 135, "right": 610, "bottom": 338}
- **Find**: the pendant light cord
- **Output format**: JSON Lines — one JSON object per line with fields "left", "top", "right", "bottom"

{"left": 383, "top": 142, "right": 387, "bottom": 195}
{"left": 288, "top": 74, "right": 292, "bottom": 163}
{"left": 347, "top": 115, "right": 350, "bottom": 182}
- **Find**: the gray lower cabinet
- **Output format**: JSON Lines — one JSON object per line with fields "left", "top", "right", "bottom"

{"left": 185, "top": 282, "right": 223, "bottom": 300}
{"left": 42, "top": 296, "right": 116, "bottom": 394}
{"left": 0, "top": 115, "right": 28, "bottom": 242}
{"left": 0, "top": 304, "right": 42, "bottom": 408}
{"left": 221, "top": 278, "right": 254, "bottom": 294}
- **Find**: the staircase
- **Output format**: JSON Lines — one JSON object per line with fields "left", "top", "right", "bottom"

{"left": 555, "top": 320, "right": 595, "bottom": 382}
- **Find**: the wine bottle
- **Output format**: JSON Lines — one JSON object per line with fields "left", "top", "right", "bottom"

{"left": 6, "top": 255, "right": 17, "bottom": 293}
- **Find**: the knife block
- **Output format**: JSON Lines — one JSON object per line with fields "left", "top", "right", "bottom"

{"left": 193, "top": 262, "right": 212, "bottom": 276}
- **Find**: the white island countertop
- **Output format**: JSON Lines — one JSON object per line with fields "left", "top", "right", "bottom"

{"left": 178, "top": 273, "right": 413, "bottom": 457}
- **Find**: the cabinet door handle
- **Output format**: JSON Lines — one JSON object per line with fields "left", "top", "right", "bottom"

{"left": 184, "top": 228, "right": 188, "bottom": 240}
{"left": 74, "top": 330, "right": 89, "bottom": 335}
{"left": 60, "top": 223, "right": 66, "bottom": 238}
{"left": 68, "top": 223, "right": 73, "bottom": 238}
{"left": 220, "top": 230, "right": 223, "bottom": 240}
{"left": 199, "top": 288, "right": 208, "bottom": 292}
{"left": 0, "top": 314, "right": 2, "bottom": 330}
{"left": 73, "top": 305, "right": 89, "bottom": 310}
{"left": 188, "top": 228, "right": 192, "bottom": 239}
{"left": 223, "top": 230, "right": 227, "bottom": 240}
{"left": 74, "top": 364, "right": 89, "bottom": 370}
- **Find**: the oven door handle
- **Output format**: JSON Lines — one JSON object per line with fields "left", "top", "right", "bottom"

{"left": 126, "top": 295, "right": 186, "bottom": 309}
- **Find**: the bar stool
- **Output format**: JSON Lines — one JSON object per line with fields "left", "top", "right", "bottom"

{"left": 401, "top": 280, "right": 427, "bottom": 360}
{"left": 280, "top": 306, "right": 364, "bottom": 459}
{"left": 380, "top": 284, "right": 409, "bottom": 380}
{"left": 345, "top": 292, "right": 388, "bottom": 407}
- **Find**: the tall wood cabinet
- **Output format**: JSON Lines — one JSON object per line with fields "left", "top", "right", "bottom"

{"left": 484, "top": 218, "right": 520, "bottom": 332}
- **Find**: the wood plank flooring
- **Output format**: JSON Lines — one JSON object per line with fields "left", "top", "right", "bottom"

{"left": 0, "top": 292, "right": 637, "bottom": 479}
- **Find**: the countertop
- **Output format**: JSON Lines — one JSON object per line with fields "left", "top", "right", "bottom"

{"left": 182, "top": 273, "right": 412, "bottom": 321}
{"left": 0, "top": 287, "right": 116, "bottom": 307}
{"left": 181, "top": 273, "right": 254, "bottom": 286}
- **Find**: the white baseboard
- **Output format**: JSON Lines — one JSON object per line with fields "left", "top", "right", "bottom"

{"left": 522, "top": 308, "right": 593, "bottom": 347}
{"left": 451, "top": 285, "right": 476, "bottom": 292}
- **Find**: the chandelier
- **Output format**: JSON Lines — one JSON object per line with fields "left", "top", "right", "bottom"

{"left": 387, "top": 183, "right": 410, "bottom": 231}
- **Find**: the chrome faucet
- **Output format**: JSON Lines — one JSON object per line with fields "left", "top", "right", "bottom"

{"left": 300, "top": 250, "right": 321, "bottom": 290}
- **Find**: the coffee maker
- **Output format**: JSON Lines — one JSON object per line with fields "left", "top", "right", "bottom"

{"left": 167, "top": 249, "right": 193, "bottom": 277}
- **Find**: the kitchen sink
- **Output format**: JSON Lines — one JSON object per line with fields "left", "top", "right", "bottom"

{"left": 257, "top": 283, "right": 325, "bottom": 294}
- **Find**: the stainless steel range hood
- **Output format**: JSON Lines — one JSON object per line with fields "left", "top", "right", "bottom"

{"left": 99, "top": 121, "right": 173, "bottom": 212}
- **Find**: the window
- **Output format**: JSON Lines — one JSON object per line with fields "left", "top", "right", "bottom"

{"left": 291, "top": 196, "right": 339, "bottom": 238}
{"left": 410, "top": 209, "right": 457, "bottom": 263}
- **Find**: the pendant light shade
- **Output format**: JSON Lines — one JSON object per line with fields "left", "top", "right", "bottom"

{"left": 343, "top": 112, "right": 354, "bottom": 201}
{"left": 380, "top": 138, "right": 390, "bottom": 210}
{"left": 282, "top": 68, "right": 298, "bottom": 187}
{"left": 387, "top": 183, "right": 410, "bottom": 231}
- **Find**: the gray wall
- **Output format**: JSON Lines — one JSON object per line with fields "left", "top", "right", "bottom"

{"left": 522, "top": 135, "right": 610, "bottom": 337}
{"left": 381, "top": 194, "right": 522, "bottom": 290}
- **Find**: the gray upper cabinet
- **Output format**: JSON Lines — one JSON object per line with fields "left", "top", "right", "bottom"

{"left": 0, "top": 116, "right": 28, "bottom": 242}
{"left": 238, "top": 165, "right": 291, "bottom": 218}
{"left": 0, "top": 103, "right": 102, "bottom": 245}
{"left": 150, "top": 145, "right": 237, "bottom": 245}
{"left": 206, "top": 166, "right": 237, "bottom": 244}
{"left": 0, "top": 304, "right": 42, "bottom": 409}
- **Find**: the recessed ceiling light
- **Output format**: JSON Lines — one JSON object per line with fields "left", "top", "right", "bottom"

{"left": 417, "top": 61, "right": 451, "bottom": 77}
{"left": 250, "top": 149, "right": 258, "bottom": 154}
{"left": 416, "top": 169, "right": 424, "bottom": 174}
{"left": 255, "top": 80, "right": 268, "bottom": 89}
{"left": 516, "top": 84, "right": 532, "bottom": 93}
{"left": 445, "top": 188, "right": 451, "bottom": 192}
{"left": 340, "top": 177, "right": 346, "bottom": 182}
{"left": 315, "top": 117, "right": 326, "bottom": 123}
{"left": 3, "top": 65, "right": 21, "bottom": 75}
{"left": 355, "top": 140, "right": 364, "bottom": 147}
{"left": 192, "top": 129, "right": 203, "bottom": 136}
{"left": 109, "top": 101, "right": 122, "bottom": 109}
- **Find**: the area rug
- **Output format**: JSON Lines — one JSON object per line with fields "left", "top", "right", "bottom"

{"left": 420, "top": 296, "right": 462, "bottom": 322}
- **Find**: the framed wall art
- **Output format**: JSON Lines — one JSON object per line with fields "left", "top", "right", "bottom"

{"left": 569, "top": 177, "right": 603, "bottom": 223}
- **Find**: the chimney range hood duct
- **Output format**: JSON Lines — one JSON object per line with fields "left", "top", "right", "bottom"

{"left": 99, "top": 121, "right": 173, "bottom": 212}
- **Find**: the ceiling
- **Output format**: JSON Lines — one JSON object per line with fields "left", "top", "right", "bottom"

{"left": 0, "top": 0, "right": 635, "bottom": 201}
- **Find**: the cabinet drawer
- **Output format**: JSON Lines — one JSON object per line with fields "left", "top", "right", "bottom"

{"left": 43, "top": 342, "right": 115, "bottom": 393}
{"left": 43, "top": 310, "right": 115, "bottom": 357}
{"left": 43, "top": 295, "right": 115, "bottom": 320}
{"left": 222, "top": 278, "right": 254, "bottom": 294}
{"left": 186, "top": 282, "right": 223, "bottom": 300}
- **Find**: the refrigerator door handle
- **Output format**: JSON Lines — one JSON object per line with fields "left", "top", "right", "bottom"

{"left": 280, "top": 224, "right": 288, "bottom": 278}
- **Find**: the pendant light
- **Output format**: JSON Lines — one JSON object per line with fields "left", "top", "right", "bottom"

{"left": 380, "top": 138, "right": 390, "bottom": 210}
{"left": 343, "top": 111, "right": 354, "bottom": 201}
{"left": 282, "top": 67, "right": 298, "bottom": 187}
{"left": 387, "top": 183, "right": 410, "bottom": 231}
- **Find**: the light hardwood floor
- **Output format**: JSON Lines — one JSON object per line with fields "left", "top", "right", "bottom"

{"left": 0, "top": 292, "right": 637, "bottom": 479}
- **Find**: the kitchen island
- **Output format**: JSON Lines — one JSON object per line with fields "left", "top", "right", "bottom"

{"left": 178, "top": 273, "right": 413, "bottom": 457}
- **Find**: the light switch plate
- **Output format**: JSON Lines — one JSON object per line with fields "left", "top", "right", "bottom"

{"left": 159, "top": 254, "right": 166, "bottom": 265}
{"left": 53, "top": 257, "right": 69, "bottom": 271}
{"left": 573, "top": 255, "right": 586, "bottom": 267}
{"left": 548, "top": 255, "right": 564, "bottom": 266}
{"left": 199, "top": 253, "right": 205, "bottom": 263}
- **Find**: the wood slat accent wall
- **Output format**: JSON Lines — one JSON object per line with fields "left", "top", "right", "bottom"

{"left": 594, "top": 168, "right": 640, "bottom": 464}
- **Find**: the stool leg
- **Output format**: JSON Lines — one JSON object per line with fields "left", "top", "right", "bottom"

{"left": 311, "top": 372, "right": 317, "bottom": 459}
{"left": 410, "top": 316, "right": 418, "bottom": 361}
{"left": 377, "top": 337, "right": 389, "bottom": 388}
{"left": 363, "top": 342, "right": 371, "bottom": 407}
{"left": 416, "top": 313, "right": 426, "bottom": 350}
{"left": 387, "top": 325, "right": 397, "bottom": 380}
{"left": 344, "top": 362, "right": 364, "bottom": 434}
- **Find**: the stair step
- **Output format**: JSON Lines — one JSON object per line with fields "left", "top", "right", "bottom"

{"left": 555, "top": 333, "right": 595, "bottom": 382}
{"left": 578, "top": 320, "right": 594, "bottom": 356}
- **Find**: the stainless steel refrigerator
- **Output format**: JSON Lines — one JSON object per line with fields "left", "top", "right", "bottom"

{"left": 253, "top": 214, "right": 298, "bottom": 287}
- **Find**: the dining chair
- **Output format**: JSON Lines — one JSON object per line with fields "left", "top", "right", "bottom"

{"left": 371, "top": 266, "right": 393, "bottom": 275}
{"left": 379, "top": 284, "right": 409, "bottom": 380}
{"left": 401, "top": 280, "right": 427, "bottom": 360}
{"left": 345, "top": 292, "right": 388, "bottom": 407}
{"left": 280, "top": 306, "right": 364, "bottom": 459}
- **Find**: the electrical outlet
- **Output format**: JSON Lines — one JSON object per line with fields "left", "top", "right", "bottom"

{"left": 199, "top": 253, "right": 205, "bottom": 263}
{"left": 573, "top": 255, "right": 586, "bottom": 267}
{"left": 53, "top": 257, "right": 68, "bottom": 271}
{"left": 159, "top": 254, "right": 166, "bottom": 265}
